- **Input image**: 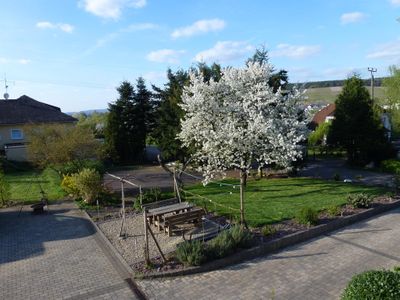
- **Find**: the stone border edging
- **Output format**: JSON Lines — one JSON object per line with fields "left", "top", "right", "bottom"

{"left": 137, "top": 199, "right": 400, "bottom": 279}
{"left": 79, "top": 206, "right": 147, "bottom": 299}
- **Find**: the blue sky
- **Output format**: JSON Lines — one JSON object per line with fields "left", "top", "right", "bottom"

{"left": 1, "top": 0, "right": 400, "bottom": 112}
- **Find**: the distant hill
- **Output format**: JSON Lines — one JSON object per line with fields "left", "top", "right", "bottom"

{"left": 303, "top": 86, "right": 385, "bottom": 105}
{"left": 289, "top": 77, "right": 386, "bottom": 89}
{"left": 67, "top": 108, "right": 107, "bottom": 115}
{"left": 289, "top": 77, "right": 387, "bottom": 105}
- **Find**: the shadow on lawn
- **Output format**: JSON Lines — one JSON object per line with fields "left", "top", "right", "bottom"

{"left": 0, "top": 207, "right": 95, "bottom": 265}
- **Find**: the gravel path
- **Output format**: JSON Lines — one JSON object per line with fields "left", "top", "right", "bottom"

{"left": 98, "top": 214, "right": 184, "bottom": 265}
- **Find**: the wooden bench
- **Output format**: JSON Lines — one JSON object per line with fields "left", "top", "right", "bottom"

{"left": 162, "top": 208, "right": 205, "bottom": 237}
{"left": 148, "top": 202, "right": 194, "bottom": 229}
{"left": 142, "top": 198, "right": 179, "bottom": 211}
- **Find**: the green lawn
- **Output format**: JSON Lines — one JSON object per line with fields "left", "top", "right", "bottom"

{"left": 6, "top": 168, "right": 66, "bottom": 204}
{"left": 304, "top": 86, "right": 385, "bottom": 104}
{"left": 183, "top": 177, "right": 388, "bottom": 227}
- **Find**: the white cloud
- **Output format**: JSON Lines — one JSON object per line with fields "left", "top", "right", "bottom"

{"left": 340, "top": 12, "right": 367, "bottom": 24}
{"left": 270, "top": 44, "right": 320, "bottom": 59}
{"left": 0, "top": 57, "right": 31, "bottom": 64}
{"left": 123, "top": 22, "right": 159, "bottom": 32}
{"left": 17, "top": 59, "right": 31, "bottom": 65}
{"left": 79, "top": 0, "right": 146, "bottom": 19}
{"left": 390, "top": 0, "right": 400, "bottom": 6}
{"left": 366, "top": 39, "right": 400, "bottom": 60}
{"left": 146, "top": 49, "right": 186, "bottom": 64}
{"left": 194, "top": 41, "right": 253, "bottom": 63}
{"left": 36, "top": 21, "right": 54, "bottom": 29}
{"left": 58, "top": 24, "right": 74, "bottom": 33}
{"left": 172, "top": 19, "right": 226, "bottom": 39}
{"left": 36, "top": 21, "right": 74, "bottom": 33}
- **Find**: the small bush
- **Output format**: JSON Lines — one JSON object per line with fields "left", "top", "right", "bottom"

{"left": 56, "top": 159, "right": 105, "bottom": 176}
{"left": 176, "top": 240, "right": 207, "bottom": 266}
{"left": 333, "top": 173, "right": 341, "bottom": 181}
{"left": 327, "top": 205, "right": 341, "bottom": 217}
{"left": 133, "top": 198, "right": 142, "bottom": 212}
{"left": 262, "top": 224, "right": 277, "bottom": 237}
{"left": 142, "top": 188, "right": 162, "bottom": 204}
{"left": 61, "top": 174, "right": 79, "bottom": 197}
{"left": 229, "top": 226, "right": 253, "bottom": 248}
{"left": 73, "top": 168, "right": 102, "bottom": 204}
{"left": 296, "top": 207, "right": 318, "bottom": 225}
{"left": 347, "top": 193, "right": 373, "bottom": 208}
{"left": 381, "top": 159, "right": 400, "bottom": 174}
{"left": 0, "top": 171, "right": 11, "bottom": 206}
{"left": 208, "top": 229, "right": 236, "bottom": 259}
{"left": 207, "top": 226, "right": 253, "bottom": 259}
{"left": 342, "top": 270, "right": 400, "bottom": 300}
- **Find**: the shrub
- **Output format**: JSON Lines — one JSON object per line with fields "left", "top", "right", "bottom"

{"left": 327, "top": 205, "right": 341, "bottom": 217}
{"left": 175, "top": 227, "right": 254, "bottom": 266}
{"left": 73, "top": 168, "right": 102, "bottom": 204}
{"left": 207, "top": 226, "right": 253, "bottom": 259}
{"left": 142, "top": 188, "right": 162, "bottom": 204}
{"left": 176, "top": 240, "right": 207, "bottom": 266}
{"left": 296, "top": 207, "right": 318, "bottom": 225}
{"left": 347, "top": 193, "right": 373, "bottom": 208}
{"left": 0, "top": 171, "right": 11, "bottom": 206}
{"left": 333, "top": 173, "right": 341, "bottom": 181}
{"left": 133, "top": 198, "right": 142, "bottom": 212}
{"left": 61, "top": 175, "right": 79, "bottom": 197}
{"left": 56, "top": 159, "right": 105, "bottom": 176}
{"left": 381, "top": 159, "right": 400, "bottom": 174}
{"left": 229, "top": 226, "right": 253, "bottom": 248}
{"left": 342, "top": 270, "right": 400, "bottom": 300}
{"left": 208, "top": 229, "right": 236, "bottom": 259}
{"left": 262, "top": 224, "right": 277, "bottom": 237}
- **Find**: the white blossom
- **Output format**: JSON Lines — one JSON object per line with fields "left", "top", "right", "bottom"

{"left": 178, "top": 62, "right": 308, "bottom": 184}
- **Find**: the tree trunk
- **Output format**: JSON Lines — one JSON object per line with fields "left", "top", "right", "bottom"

{"left": 240, "top": 170, "right": 247, "bottom": 225}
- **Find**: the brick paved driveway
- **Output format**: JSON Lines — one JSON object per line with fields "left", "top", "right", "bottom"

{"left": 138, "top": 208, "right": 400, "bottom": 300}
{"left": 0, "top": 202, "right": 141, "bottom": 300}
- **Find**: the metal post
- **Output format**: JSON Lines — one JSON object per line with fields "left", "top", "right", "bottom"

{"left": 119, "top": 180, "right": 126, "bottom": 238}
{"left": 368, "top": 67, "right": 377, "bottom": 101}
{"left": 173, "top": 169, "right": 177, "bottom": 197}
{"left": 143, "top": 210, "right": 150, "bottom": 264}
{"left": 174, "top": 175, "right": 182, "bottom": 203}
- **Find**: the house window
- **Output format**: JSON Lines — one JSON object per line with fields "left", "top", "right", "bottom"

{"left": 11, "top": 129, "right": 23, "bottom": 140}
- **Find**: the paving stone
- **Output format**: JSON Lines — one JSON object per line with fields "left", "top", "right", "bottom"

{"left": 137, "top": 208, "right": 400, "bottom": 299}
{"left": 0, "top": 202, "right": 139, "bottom": 299}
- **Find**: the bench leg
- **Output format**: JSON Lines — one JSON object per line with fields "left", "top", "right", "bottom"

{"left": 168, "top": 226, "right": 172, "bottom": 237}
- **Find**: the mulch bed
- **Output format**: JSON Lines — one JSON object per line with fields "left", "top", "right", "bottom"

{"left": 130, "top": 195, "right": 398, "bottom": 276}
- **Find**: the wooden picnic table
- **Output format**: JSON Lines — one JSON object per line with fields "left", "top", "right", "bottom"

{"left": 147, "top": 202, "right": 194, "bottom": 231}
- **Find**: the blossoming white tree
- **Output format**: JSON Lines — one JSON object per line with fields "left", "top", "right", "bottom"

{"left": 178, "top": 62, "right": 307, "bottom": 224}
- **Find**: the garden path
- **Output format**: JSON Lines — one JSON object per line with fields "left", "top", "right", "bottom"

{"left": 137, "top": 208, "right": 400, "bottom": 299}
{"left": 299, "top": 158, "right": 394, "bottom": 187}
